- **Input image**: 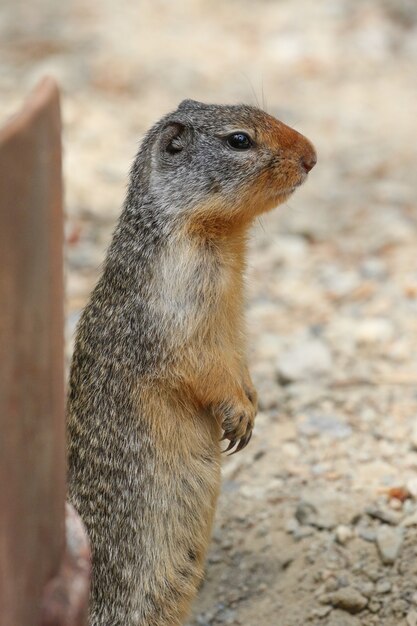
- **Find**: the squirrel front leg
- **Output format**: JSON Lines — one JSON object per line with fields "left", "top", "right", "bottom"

{"left": 216, "top": 362, "right": 258, "bottom": 453}
{"left": 241, "top": 363, "right": 258, "bottom": 414}
{"left": 186, "top": 359, "right": 258, "bottom": 454}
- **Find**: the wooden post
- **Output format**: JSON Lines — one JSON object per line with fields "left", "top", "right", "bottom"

{"left": 0, "top": 78, "right": 90, "bottom": 626}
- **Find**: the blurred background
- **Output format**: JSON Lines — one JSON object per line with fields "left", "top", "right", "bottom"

{"left": 2, "top": 1, "right": 417, "bottom": 624}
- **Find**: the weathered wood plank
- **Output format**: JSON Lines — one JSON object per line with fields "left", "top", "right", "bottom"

{"left": 0, "top": 78, "right": 90, "bottom": 626}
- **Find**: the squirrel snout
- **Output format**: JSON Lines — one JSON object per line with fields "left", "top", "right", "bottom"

{"left": 300, "top": 150, "right": 317, "bottom": 173}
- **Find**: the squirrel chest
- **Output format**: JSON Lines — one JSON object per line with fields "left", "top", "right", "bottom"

{"left": 154, "top": 235, "right": 245, "bottom": 350}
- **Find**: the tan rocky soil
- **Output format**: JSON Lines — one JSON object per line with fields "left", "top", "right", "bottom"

{"left": 2, "top": 1, "right": 417, "bottom": 624}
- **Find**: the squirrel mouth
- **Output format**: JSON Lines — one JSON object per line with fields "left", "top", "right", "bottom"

{"left": 280, "top": 172, "right": 308, "bottom": 196}
{"left": 272, "top": 182, "right": 302, "bottom": 203}
{"left": 267, "top": 173, "right": 307, "bottom": 206}
{"left": 283, "top": 174, "right": 307, "bottom": 195}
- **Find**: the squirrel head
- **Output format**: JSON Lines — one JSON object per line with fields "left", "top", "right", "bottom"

{"left": 129, "top": 99, "right": 317, "bottom": 235}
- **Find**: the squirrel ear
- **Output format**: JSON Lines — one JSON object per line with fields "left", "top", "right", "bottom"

{"left": 178, "top": 99, "right": 202, "bottom": 110}
{"left": 160, "top": 122, "right": 191, "bottom": 155}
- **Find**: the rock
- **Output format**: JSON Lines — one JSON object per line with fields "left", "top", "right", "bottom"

{"left": 365, "top": 505, "right": 402, "bottom": 526}
{"left": 357, "top": 527, "right": 376, "bottom": 543}
{"left": 325, "top": 577, "right": 340, "bottom": 592}
{"left": 326, "top": 610, "right": 361, "bottom": 626}
{"left": 403, "top": 499, "right": 415, "bottom": 514}
{"left": 375, "top": 579, "right": 391, "bottom": 594}
{"left": 376, "top": 526, "right": 404, "bottom": 565}
{"left": 296, "top": 490, "right": 362, "bottom": 530}
{"left": 336, "top": 525, "right": 354, "bottom": 545}
{"left": 392, "top": 598, "right": 409, "bottom": 614}
{"left": 358, "top": 581, "right": 374, "bottom": 598}
{"left": 295, "top": 501, "right": 317, "bottom": 526}
{"left": 402, "top": 512, "right": 417, "bottom": 527}
{"left": 318, "top": 593, "right": 331, "bottom": 605}
{"left": 328, "top": 587, "right": 368, "bottom": 613}
{"left": 355, "top": 318, "right": 394, "bottom": 344}
{"left": 407, "top": 477, "right": 417, "bottom": 498}
{"left": 368, "top": 600, "right": 381, "bottom": 613}
{"left": 364, "top": 568, "right": 380, "bottom": 582}
{"left": 293, "top": 525, "right": 315, "bottom": 540}
{"left": 407, "top": 609, "right": 417, "bottom": 626}
{"left": 208, "top": 553, "right": 222, "bottom": 564}
{"left": 311, "top": 605, "right": 332, "bottom": 618}
{"left": 285, "top": 518, "right": 299, "bottom": 534}
{"left": 389, "top": 497, "right": 403, "bottom": 510}
{"left": 276, "top": 336, "right": 332, "bottom": 383}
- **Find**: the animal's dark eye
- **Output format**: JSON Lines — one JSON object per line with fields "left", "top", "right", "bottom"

{"left": 226, "top": 132, "right": 252, "bottom": 150}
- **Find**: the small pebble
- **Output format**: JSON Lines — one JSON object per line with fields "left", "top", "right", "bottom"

{"left": 311, "top": 605, "right": 332, "bottom": 618}
{"left": 407, "top": 609, "right": 417, "bottom": 626}
{"left": 358, "top": 581, "right": 374, "bottom": 598}
{"left": 276, "top": 336, "right": 332, "bottom": 383}
{"left": 326, "top": 610, "right": 361, "bottom": 626}
{"left": 293, "top": 525, "right": 315, "bottom": 540}
{"left": 375, "top": 579, "right": 391, "bottom": 594}
{"left": 368, "top": 601, "right": 381, "bottom": 614}
{"left": 366, "top": 506, "right": 401, "bottom": 526}
{"left": 357, "top": 527, "right": 376, "bottom": 543}
{"left": 407, "top": 478, "right": 417, "bottom": 498}
{"left": 295, "top": 501, "right": 317, "bottom": 526}
{"left": 365, "top": 568, "right": 380, "bottom": 582}
{"left": 336, "top": 525, "right": 353, "bottom": 545}
{"left": 402, "top": 511, "right": 417, "bottom": 527}
{"left": 389, "top": 497, "right": 403, "bottom": 510}
{"left": 376, "top": 526, "right": 404, "bottom": 565}
{"left": 392, "top": 598, "right": 409, "bottom": 615}
{"left": 285, "top": 518, "right": 299, "bottom": 534}
{"left": 325, "top": 577, "right": 340, "bottom": 592}
{"left": 328, "top": 587, "right": 368, "bottom": 613}
{"left": 355, "top": 318, "right": 394, "bottom": 344}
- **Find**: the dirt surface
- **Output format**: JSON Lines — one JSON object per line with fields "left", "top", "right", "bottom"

{"left": 2, "top": 1, "right": 417, "bottom": 624}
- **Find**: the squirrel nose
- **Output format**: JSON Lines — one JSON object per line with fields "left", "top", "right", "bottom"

{"left": 301, "top": 152, "right": 317, "bottom": 173}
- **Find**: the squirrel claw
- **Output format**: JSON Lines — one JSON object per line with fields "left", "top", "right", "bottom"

{"left": 229, "top": 430, "right": 252, "bottom": 455}
{"left": 222, "top": 438, "right": 237, "bottom": 453}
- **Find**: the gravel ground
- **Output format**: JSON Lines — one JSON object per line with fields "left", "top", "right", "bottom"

{"left": 2, "top": 1, "right": 417, "bottom": 624}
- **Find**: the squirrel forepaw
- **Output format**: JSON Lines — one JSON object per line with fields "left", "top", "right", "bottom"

{"left": 215, "top": 393, "right": 256, "bottom": 455}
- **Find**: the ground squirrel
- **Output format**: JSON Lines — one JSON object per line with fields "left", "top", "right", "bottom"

{"left": 67, "top": 99, "right": 316, "bottom": 626}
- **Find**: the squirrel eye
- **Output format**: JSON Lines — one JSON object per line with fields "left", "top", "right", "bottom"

{"left": 226, "top": 132, "right": 252, "bottom": 150}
